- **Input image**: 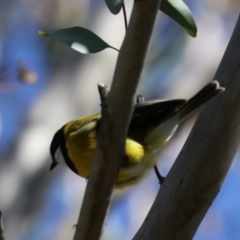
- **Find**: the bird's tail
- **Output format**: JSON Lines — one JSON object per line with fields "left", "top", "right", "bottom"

{"left": 178, "top": 80, "right": 225, "bottom": 122}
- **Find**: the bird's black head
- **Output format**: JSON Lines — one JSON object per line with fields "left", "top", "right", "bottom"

{"left": 50, "top": 128, "right": 64, "bottom": 171}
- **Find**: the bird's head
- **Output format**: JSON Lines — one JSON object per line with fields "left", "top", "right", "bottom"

{"left": 50, "top": 128, "right": 64, "bottom": 171}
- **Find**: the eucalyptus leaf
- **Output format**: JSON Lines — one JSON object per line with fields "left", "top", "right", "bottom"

{"left": 160, "top": 0, "right": 197, "bottom": 37}
{"left": 39, "top": 27, "right": 117, "bottom": 54}
{"left": 105, "top": 0, "right": 123, "bottom": 15}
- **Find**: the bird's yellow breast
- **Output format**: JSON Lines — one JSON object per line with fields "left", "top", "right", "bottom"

{"left": 64, "top": 117, "right": 98, "bottom": 178}
{"left": 63, "top": 116, "right": 157, "bottom": 188}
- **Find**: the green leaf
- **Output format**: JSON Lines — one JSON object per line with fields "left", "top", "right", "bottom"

{"left": 160, "top": 0, "right": 197, "bottom": 37}
{"left": 105, "top": 0, "right": 123, "bottom": 15}
{"left": 39, "top": 27, "right": 117, "bottom": 54}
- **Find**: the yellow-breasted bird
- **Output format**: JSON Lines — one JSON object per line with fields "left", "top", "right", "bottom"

{"left": 50, "top": 81, "right": 224, "bottom": 188}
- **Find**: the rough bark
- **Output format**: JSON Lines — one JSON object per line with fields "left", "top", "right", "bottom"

{"left": 133, "top": 13, "right": 240, "bottom": 240}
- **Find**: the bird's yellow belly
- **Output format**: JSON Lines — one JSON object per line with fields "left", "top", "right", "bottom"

{"left": 66, "top": 132, "right": 157, "bottom": 188}
{"left": 66, "top": 131, "right": 97, "bottom": 178}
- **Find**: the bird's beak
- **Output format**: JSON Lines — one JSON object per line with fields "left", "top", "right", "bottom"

{"left": 50, "top": 161, "right": 58, "bottom": 171}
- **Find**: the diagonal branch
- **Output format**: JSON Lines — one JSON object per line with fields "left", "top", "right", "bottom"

{"left": 73, "top": 0, "right": 162, "bottom": 239}
{"left": 133, "top": 13, "right": 240, "bottom": 240}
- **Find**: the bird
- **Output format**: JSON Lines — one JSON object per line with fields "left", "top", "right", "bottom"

{"left": 50, "top": 81, "right": 224, "bottom": 188}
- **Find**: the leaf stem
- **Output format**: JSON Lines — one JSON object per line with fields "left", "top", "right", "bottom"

{"left": 122, "top": 1, "right": 128, "bottom": 32}
{"left": 109, "top": 46, "right": 120, "bottom": 52}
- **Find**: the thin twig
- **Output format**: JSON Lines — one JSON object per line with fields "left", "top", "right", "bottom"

{"left": 122, "top": 0, "right": 128, "bottom": 32}
{"left": 98, "top": 83, "right": 110, "bottom": 103}
{"left": 136, "top": 95, "right": 144, "bottom": 104}
{"left": 109, "top": 46, "right": 120, "bottom": 52}
{"left": 154, "top": 166, "right": 165, "bottom": 185}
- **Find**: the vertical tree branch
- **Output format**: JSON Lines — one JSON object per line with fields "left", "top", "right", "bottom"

{"left": 133, "top": 14, "right": 240, "bottom": 240}
{"left": 73, "top": 0, "right": 162, "bottom": 239}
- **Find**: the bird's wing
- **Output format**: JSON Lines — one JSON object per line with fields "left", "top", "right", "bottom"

{"left": 128, "top": 99, "right": 187, "bottom": 142}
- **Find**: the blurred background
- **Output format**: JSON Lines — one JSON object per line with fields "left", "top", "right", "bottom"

{"left": 0, "top": 0, "right": 239, "bottom": 239}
